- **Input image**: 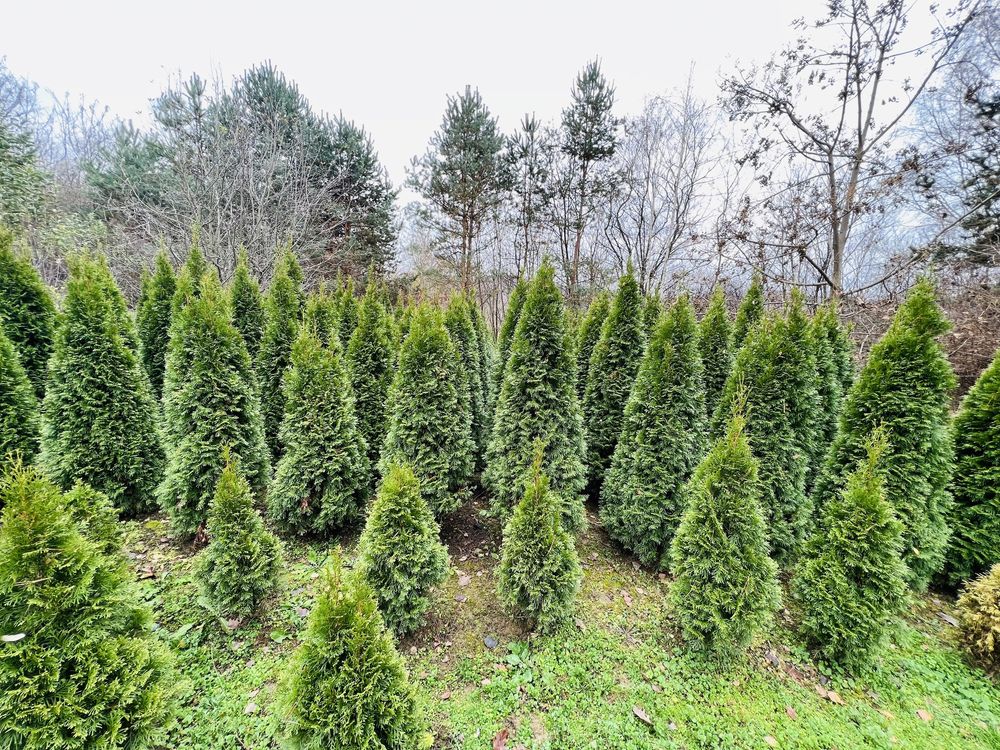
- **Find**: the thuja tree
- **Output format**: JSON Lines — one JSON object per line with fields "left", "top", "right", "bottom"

{"left": 809, "top": 302, "right": 846, "bottom": 466}
{"left": 582, "top": 266, "right": 645, "bottom": 488}
{"left": 699, "top": 286, "right": 733, "bottom": 425}
{"left": 334, "top": 275, "right": 360, "bottom": 348}
{"left": 794, "top": 431, "right": 907, "bottom": 672}
{"left": 356, "top": 462, "right": 449, "bottom": 635}
{"left": 600, "top": 294, "right": 707, "bottom": 569}
{"left": 258, "top": 261, "right": 302, "bottom": 461}
{"left": 269, "top": 327, "right": 370, "bottom": 535}
{"left": 158, "top": 274, "right": 270, "bottom": 539}
{"left": 670, "top": 408, "right": 781, "bottom": 663}
{"left": 41, "top": 255, "right": 163, "bottom": 517}
{"left": 468, "top": 293, "right": 496, "bottom": 420}
{"left": 0, "top": 226, "right": 55, "bottom": 397}
{"left": 731, "top": 274, "right": 764, "bottom": 352}
{"left": 381, "top": 304, "right": 473, "bottom": 516}
{"left": 814, "top": 278, "right": 956, "bottom": 590}
{"left": 0, "top": 325, "right": 39, "bottom": 463}
{"left": 497, "top": 446, "right": 583, "bottom": 633}
{"left": 230, "top": 249, "right": 265, "bottom": 360}
{"left": 445, "top": 294, "right": 489, "bottom": 470}
{"left": 945, "top": 345, "right": 1000, "bottom": 586}
{"left": 136, "top": 251, "right": 176, "bottom": 400}
{"left": 302, "top": 285, "right": 339, "bottom": 348}
{"left": 197, "top": 458, "right": 283, "bottom": 617}
{"left": 574, "top": 291, "right": 610, "bottom": 400}
{"left": 494, "top": 275, "right": 527, "bottom": 387}
{"left": 347, "top": 280, "right": 395, "bottom": 470}
{"left": 485, "top": 261, "right": 587, "bottom": 532}
{"left": 279, "top": 550, "right": 430, "bottom": 750}
{"left": 784, "top": 290, "right": 822, "bottom": 479}
{"left": 642, "top": 293, "right": 663, "bottom": 341}
{"left": 0, "top": 465, "right": 173, "bottom": 749}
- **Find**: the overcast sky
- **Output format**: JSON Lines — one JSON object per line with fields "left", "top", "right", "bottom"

{"left": 5, "top": 0, "right": 829, "bottom": 187}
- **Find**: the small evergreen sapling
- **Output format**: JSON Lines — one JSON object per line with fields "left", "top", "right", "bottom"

{"left": 0, "top": 325, "right": 39, "bottom": 463}
{"left": 699, "top": 286, "right": 733, "bottom": 424}
{"left": 574, "top": 291, "right": 610, "bottom": 400}
{"left": 230, "top": 249, "right": 265, "bottom": 360}
{"left": 136, "top": 250, "right": 176, "bottom": 400}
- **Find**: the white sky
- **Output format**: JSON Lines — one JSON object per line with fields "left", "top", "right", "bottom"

{"left": 3, "top": 0, "right": 830, "bottom": 188}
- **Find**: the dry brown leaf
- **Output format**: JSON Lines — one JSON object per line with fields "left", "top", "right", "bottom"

{"left": 633, "top": 705, "right": 652, "bottom": 726}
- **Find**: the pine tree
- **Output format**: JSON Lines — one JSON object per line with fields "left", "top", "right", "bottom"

{"left": 0, "top": 226, "right": 55, "bottom": 397}
{"left": 279, "top": 550, "right": 430, "bottom": 750}
{"left": 381, "top": 304, "right": 473, "bottom": 516}
{"left": 258, "top": 262, "right": 301, "bottom": 461}
{"left": 0, "top": 464, "right": 173, "bottom": 750}
{"left": 269, "top": 327, "right": 370, "bottom": 535}
{"left": 197, "top": 458, "right": 283, "bottom": 617}
{"left": 600, "top": 294, "right": 707, "bottom": 569}
{"left": 136, "top": 251, "right": 176, "bottom": 400}
{"left": 485, "top": 261, "right": 587, "bottom": 532}
{"left": 732, "top": 274, "right": 764, "bottom": 351}
{"left": 784, "top": 290, "right": 822, "bottom": 480}
{"left": 41, "top": 255, "right": 163, "bottom": 517}
{"left": 794, "top": 431, "right": 907, "bottom": 672}
{"left": 357, "top": 463, "right": 449, "bottom": 635}
{"left": 495, "top": 275, "right": 527, "bottom": 387}
{"left": 445, "top": 294, "right": 489, "bottom": 470}
{"left": 582, "top": 266, "right": 645, "bottom": 488}
{"left": 670, "top": 407, "right": 781, "bottom": 663}
{"left": 699, "top": 286, "right": 733, "bottom": 424}
{"left": 814, "top": 279, "right": 956, "bottom": 590}
{"left": 574, "top": 291, "right": 610, "bottom": 400}
{"left": 945, "top": 345, "right": 1000, "bottom": 585}
{"left": 158, "top": 274, "right": 270, "bottom": 539}
{"left": 230, "top": 249, "right": 265, "bottom": 360}
{"left": 497, "top": 446, "right": 583, "bottom": 633}
{"left": 0, "top": 325, "right": 39, "bottom": 463}
{"left": 642, "top": 292, "right": 663, "bottom": 341}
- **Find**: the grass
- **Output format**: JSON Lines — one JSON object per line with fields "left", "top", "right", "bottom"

{"left": 124, "top": 499, "right": 1000, "bottom": 750}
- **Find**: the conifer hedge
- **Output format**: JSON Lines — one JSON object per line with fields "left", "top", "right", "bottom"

{"left": 0, "top": 325, "right": 39, "bottom": 463}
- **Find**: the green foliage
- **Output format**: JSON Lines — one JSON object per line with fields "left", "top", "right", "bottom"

{"left": 0, "top": 325, "right": 39, "bottom": 463}
{"left": 258, "top": 262, "right": 302, "bottom": 461}
{"left": 485, "top": 261, "right": 587, "bottom": 532}
{"left": 279, "top": 246, "right": 305, "bottom": 310}
{"left": 302, "top": 285, "right": 339, "bottom": 347}
{"left": 784, "top": 290, "right": 822, "bottom": 479}
{"left": 956, "top": 563, "right": 1000, "bottom": 672}
{"left": 0, "top": 123, "right": 47, "bottom": 227}
{"left": 334, "top": 276, "right": 360, "bottom": 348}
{"left": 732, "top": 274, "right": 764, "bottom": 351}
{"left": 0, "top": 226, "right": 55, "bottom": 397}
{"left": 357, "top": 463, "right": 449, "bottom": 635}
{"left": 794, "top": 432, "right": 908, "bottom": 672}
{"left": 495, "top": 275, "right": 527, "bottom": 388}
{"left": 230, "top": 249, "right": 265, "bottom": 359}
{"left": 583, "top": 267, "right": 645, "bottom": 487}
{"left": 815, "top": 279, "right": 956, "bottom": 590}
{"left": 0, "top": 464, "right": 173, "bottom": 750}
{"left": 197, "top": 460, "right": 283, "bottom": 618}
{"left": 809, "top": 302, "right": 850, "bottom": 471}
{"left": 445, "top": 294, "right": 489, "bottom": 470}
{"left": 136, "top": 251, "right": 176, "bottom": 400}
{"left": 641, "top": 293, "right": 663, "bottom": 341}
{"left": 279, "top": 550, "right": 430, "bottom": 750}
{"left": 699, "top": 286, "right": 733, "bottom": 424}
{"left": 574, "top": 291, "right": 610, "bottom": 400}
{"left": 600, "top": 294, "right": 707, "bottom": 569}
{"left": 497, "top": 447, "right": 583, "bottom": 633}
{"left": 40, "top": 255, "right": 163, "bottom": 517}
{"left": 269, "top": 327, "right": 370, "bottom": 535}
{"left": 670, "top": 409, "right": 781, "bottom": 663}
{"left": 158, "top": 273, "right": 270, "bottom": 539}
{"left": 468, "top": 294, "right": 496, "bottom": 427}
{"left": 381, "top": 304, "right": 472, "bottom": 516}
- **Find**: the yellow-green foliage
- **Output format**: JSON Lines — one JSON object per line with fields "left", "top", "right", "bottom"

{"left": 957, "top": 564, "right": 1000, "bottom": 671}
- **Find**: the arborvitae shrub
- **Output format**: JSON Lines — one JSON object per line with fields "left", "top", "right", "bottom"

{"left": 357, "top": 463, "right": 449, "bottom": 635}
{"left": 495, "top": 275, "right": 528, "bottom": 388}
{"left": 0, "top": 226, "right": 55, "bottom": 397}
{"left": 136, "top": 251, "right": 176, "bottom": 400}
{"left": 279, "top": 550, "right": 430, "bottom": 750}
{"left": 335, "top": 276, "right": 360, "bottom": 348}
{"left": 583, "top": 267, "right": 645, "bottom": 488}
{"left": 302, "top": 285, "right": 339, "bottom": 348}
{"left": 574, "top": 291, "right": 610, "bottom": 400}
{"left": 41, "top": 255, "right": 163, "bottom": 517}
{"left": 63, "top": 480, "right": 123, "bottom": 556}
{"left": 269, "top": 327, "right": 370, "bottom": 535}
{"left": 445, "top": 294, "right": 489, "bottom": 470}
{"left": 230, "top": 249, "right": 265, "bottom": 360}
{"left": 183, "top": 229, "right": 210, "bottom": 286}
{"left": 158, "top": 274, "right": 270, "bottom": 539}
{"left": 794, "top": 432, "right": 908, "bottom": 672}
{"left": 732, "top": 274, "right": 764, "bottom": 351}
{"left": 485, "top": 261, "right": 587, "bottom": 532}
{"left": 197, "top": 458, "right": 283, "bottom": 618}
{"left": 809, "top": 302, "right": 846, "bottom": 467}
{"left": 0, "top": 464, "right": 173, "bottom": 750}
{"left": 946, "top": 346, "right": 1000, "bottom": 585}
{"left": 670, "top": 408, "right": 781, "bottom": 663}
{"left": 814, "top": 278, "right": 956, "bottom": 590}
{"left": 956, "top": 564, "right": 1000, "bottom": 671}
{"left": 642, "top": 292, "right": 663, "bottom": 341}
{"left": 699, "top": 286, "right": 733, "bottom": 424}
{"left": 0, "top": 325, "right": 39, "bottom": 463}
{"left": 381, "top": 304, "right": 473, "bottom": 516}
{"left": 258, "top": 262, "right": 302, "bottom": 461}
{"left": 347, "top": 280, "right": 396, "bottom": 470}
{"left": 468, "top": 294, "right": 496, "bottom": 422}
{"left": 784, "top": 290, "right": 822, "bottom": 480}
{"left": 601, "top": 295, "right": 707, "bottom": 569}
{"left": 279, "top": 246, "right": 305, "bottom": 310}
{"left": 497, "top": 447, "right": 583, "bottom": 633}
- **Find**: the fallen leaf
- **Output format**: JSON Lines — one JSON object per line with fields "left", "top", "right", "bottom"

{"left": 785, "top": 706, "right": 797, "bottom": 720}
{"left": 826, "top": 691, "right": 844, "bottom": 706}
{"left": 295, "top": 607, "right": 309, "bottom": 618}
{"left": 622, "top": 590, "right": 633, "bottom": 607}
{"left": 455, "top": 594, "right": 468, "bottom": 603}
{"left": 244, "top": 702, "right": 258, "bottom": 715}
{"left": 937, "top": 612, "right": 958, "bottom": 627}
{"left": 440, "top": 691, "right": 451, "bottom": 700}
{"left": 1, "top": 633, "right": 26, "bottom": 643}
{"left": 916, "top": 709, "right": 932, "bottom": 722}
{"left": 764, "top": 736, "right": 778, "bottom": 747}
{"left": 458, "top": 574, "right": 472, "bottom": 587}
{"left": 632, "top": 705, "right": 652, "bottom": 726}
{"left": 492, "top": 727, "right": 510, "bottom": 750}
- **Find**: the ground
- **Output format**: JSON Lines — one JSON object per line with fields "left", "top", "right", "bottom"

{"left": 125, "top": 497, "right": 1000, "bottom": 750}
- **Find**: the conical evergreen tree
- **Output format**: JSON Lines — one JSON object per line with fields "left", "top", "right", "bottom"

{"left": 357, "top": 463, "right": 449, "bottom": 635}
{"left": 0, "top": 325, "right": 39, "bottom": 463}
{"left": 278, "top": 245, "right": 305, "bottom": 310}
{"left": 197, "top": 458, "right": 283, "bottom": 617}
{"left": 642, "top": 292, "right": 663, "bottom": 341}
{"left": 0, "top": 226, "right": 55, "bottom": 398}
{"left": 279, "top": 550, "right": 430, "bottom": 750}
{"left": 269, "top": 327, "right": 370, "bottom": 535}
{"left": 495, "top": 275, "right": 528, "bottom": 388}
{"left": 670, "top": 407, "right": 781, "bottom": 663}
{"left": 41, "top": 255, "right": 163, "bottom": 517}
{"left": 814, "top": 278, "right": 956, "bottom": 590}
{"left": 829, "top": 303, "right": 855, "bottom": 396}
{"left": 302, "top": 284, "right": 339, "bottom": 348}
{"left": 136, "top": 251, "right": 176, "bottom": 400}
{"left": 794, "top": 431, "right": 907, "bottom": 672}
{"left": 732, "top": 274, "right": 764, "bottom": 351}
{"left": 230, "top": 248, "right": 265, "bottom": 360}
{"left": 258, "top": 262, "right": 301, "bottom": 460}
{"left": 574, "top": 291, "right": 610, "bottom": 400}
{"left": 183, "top": 227, "right": 209, "bottom": 285}
{"left": 334, "top": 275, "right": 360, "bottom": 348}
{"left": 497, "top": 446, "right": 583, "bottom": 633}
{"left": 0, "top": 464, "right": 173, "bottom": 750}
{"left": 381, "top": 304, "right": 473, "bottom": 516}
{"left": 600, "top": 294, "right": 707, "bottom": 569}
{"left": 445, "top": 294, "right": 489, "bottom": 470}
{"left": 582, "top": 266, "right": 645, "bottom": 488}
{"left": 158, "top": 274, "right": 270, "bottom": 539}
{"left": 699, "top": 286, "right": 733, "bottom": 424}
{"left": 809, "top": 301, "right": 847, "bottom": 468}
{"left": 468, "top": 292, "right": 496, "bottom": 420}
{"left": 784, "top": 290, "right": 822, "bottom": 480}
{"left": 485, "top": 261, "right": 587, "bottom": 532}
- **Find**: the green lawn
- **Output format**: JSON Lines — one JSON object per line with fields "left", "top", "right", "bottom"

{"left": 125, "top": 499, "right": 1000, "bottom": 750}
